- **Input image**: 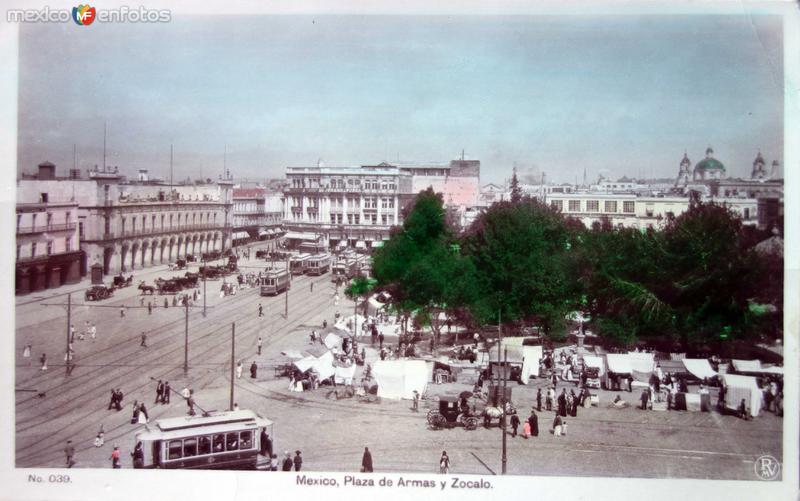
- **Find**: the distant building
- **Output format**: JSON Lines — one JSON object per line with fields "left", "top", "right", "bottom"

{"left": 232, "top": 188, "right": 285, "bottom": 247}
{"left": 16, "top": 162, "right": 234, "bottom": 283}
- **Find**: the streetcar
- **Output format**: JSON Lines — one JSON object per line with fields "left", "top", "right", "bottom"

{"left": 306, "top": 253, "right": 331, "bottom": 276}
{"left": 331, "top": 259, "right": 358, "bottom": 282}
{"left": 259, "top": 269, "right": 290, "bottom": 296}
{"left": 132, "top": 410, "right": 273, "bottom": 470}
{"left": 289, "top": 253, "right": 311, "bottom": 275}
{"left": 299, "top": 241, "right": 327, "bottom": 254}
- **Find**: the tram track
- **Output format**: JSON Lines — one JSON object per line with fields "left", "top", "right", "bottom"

{"left": 16, "top": 274, "right": 339, "bottom": 466}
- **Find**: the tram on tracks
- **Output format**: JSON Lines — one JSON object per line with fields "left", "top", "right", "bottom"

{"left": 306, "top": 254, "right": 331, "bottom": 276}
{"left": 331, "top": 259, "right": 358, "bottom": 282}
{"left": 289, "top": 253, "right": 311, "bottom": 275}
{"left": 132, "top": 410, "right": 273, "bottom": 470}
{"left": 259, "top": 269, "right": 290, "bottom": 296}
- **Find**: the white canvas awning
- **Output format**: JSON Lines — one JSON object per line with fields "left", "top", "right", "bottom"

{"left": 682, "top": 359, "right": 718, "bottom": 380}
{"left": 285, "top": 232, "right": 317, "bottom": 241}
{"left": 258, "top": 230, "right": 268, "bottom": 237}
{"left": 355, "top": 241, "right": 366, "bottom": 249}
{"left": 324, "top": 333, "right": 343, "bottom": 350}
{"left": 721, "top": 374, "right": 761, "bottom": 418}
{"left": 334, "top": 364, "right": 357, "bottom": 384}
{"left": 232, "top": 231, "right": 249, "bottom": 240}
{"left": 520, "top": 345, "right": 543, "bottom": 383}
{"left": 606, "top": 354, "right": 632, "bottom": 374}
{"left": 371, "top": 241, "right": 384, "bottom": 248}
{"left": 583, "top": 355, "right": 605, "bottom": 376}
{"left": 373, "top": 360, "right": 429, "bottom": 399}
{"left": 294, "top": 356, "right": 317, "bottom": 373}
{"left": 732, "top": 359, "right": 763, "bottom": 373}
{"left": 281, "top": 350, "right": 304, "bottom": 360}
{"left": 627, "top": 352, "right": 655, "bottom": 373}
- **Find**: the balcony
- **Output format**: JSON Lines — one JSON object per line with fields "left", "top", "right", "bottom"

{"left": 17, "top": 223, "right": 77, "bottom": 235}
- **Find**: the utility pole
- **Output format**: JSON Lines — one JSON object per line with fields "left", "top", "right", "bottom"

{"left": 229, "top": 322, "right": 235, "bottom": 411}
{"left": 183, "top": 300, "right": 189, "bottom": 375}
{"left": 65, "top": 293, "right": 72, "bottom": 375}
{"left": 284, "top": 280, "right": 289, "bottom": 318}
{"left": 202, "top": 258, "right": 207, "bottom": 317}
{"left": 502, "top": 346, "right": 508, "bottom": 475}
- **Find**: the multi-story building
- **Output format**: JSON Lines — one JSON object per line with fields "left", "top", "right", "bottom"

{"left": 15, "top": 163, "right": 82, "bottom": 294}
{"left": 283, "top": 164, "right": 413, "bottom": 250}
{"left": 398, "top": 159, "right": 481, "bottom": 207}
{"left": 231, "top": 188, "right": 285, "bottom": 246}
{"left": 17, "top": 162, "right": 234, "bottom": 281}
{"left": 545, "top": 192, "right": 759, "bottom": 230}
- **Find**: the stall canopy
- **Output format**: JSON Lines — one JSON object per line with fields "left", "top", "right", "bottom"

{"left": 372, "top": 360, "right": 428, "bottom": 399}
{"left": 582, "top": 355, "right": 605, "bottom": 377}
{"left": 285, "top": 232, "right": 317, "bottom": 241}
{"left": 258, "top": 230, "right": 268, "bottom": 237}
{"left": 232, "top": 231, "right": 249, "bottom": 240}
{"left": 355, "top": 241, "right": 367, "bottom": 249}
{"left": 334, "top": 364, "right": 357, "bottom": 384}
{"left": 281, "top": 350, "right": 304, "bottom": 360}
{"left": 627, "top": 352, "right": 655, "bottom": 373}
{"left": 324, "top": 332, "right": 343, "bottom": 350}
{"left": 721, "top": 374, "right": 761, "bottom": 418}
{"left": 371, "top": 241, "right": 384, "bottom": 248}
{"left": 606, "top": 354, "right": 632, "bottom": 374}
{"left": 520, "top": 345, "right": 543, "bottom": 383}
{"left": 682, "top": 359, "right": 718, "bottom": 380}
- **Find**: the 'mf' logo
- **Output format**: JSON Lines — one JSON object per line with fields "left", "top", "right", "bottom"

{"left": 72, "top": 5, "right": 96, "bottom": 25}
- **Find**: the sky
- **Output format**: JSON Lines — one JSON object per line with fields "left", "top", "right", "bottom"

{"left": 16, "top": 14, "right": 783, "bottom": 185}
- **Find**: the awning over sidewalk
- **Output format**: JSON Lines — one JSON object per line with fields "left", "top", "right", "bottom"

{"left": 232, "top": 231, "right": 250, "bottom": 240}
{"left": 355, "top": 241, "right": 366, "bottom": 249}
{"left": 285, "top": 232, "right": 317, "bottom": 241}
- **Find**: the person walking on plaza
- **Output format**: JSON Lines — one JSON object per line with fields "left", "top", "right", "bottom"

{"left": 362, "top": 447, "right": 373, "bottom": 473}
{"left": 187, "top": 390, "right": 196, "bottom": 416}
{"left": 536, "top": 388, "right": 542, "bottom": 412}
{"left": 130, "top": 400, "right": 140, "bottom": 424}
{"left": 378, "top": 332, "right": 384, "bottom": 350}
{"left": 260, "top": 429, "right": 272, "bottom": 457}
{"left": 23, "top": 344, "right": 31, "bottom": 363}
{"left": 293, "top": 450, "right": 303, "bottom": 471}
{"left": 162, "top": 381, "right": 171, "bottom": 404}
{"left": 552, "top": 412, "right": 563, "bottom": 437}
{"left": 110, "top": 446, "right": 121, "bottom": 468}
{"left": 131, "top": 441, "right": 145, "bottom": 468}
{"left": 236, "top": 360, "right": 243, "bottom": 379}
{"left": 140, "top": 332, "right": 148, "bottom": 348}
{"left": 250, "top": 361, "right": 258, "bottom": 379}
{"left": 258, "top": 303, "right": 263, "bottom": 317}
{"left": 64, "top": 440, "right": 75, "bottom": 468}
{"left": 310, "top": 282, "right": 314, "bottom": 293}
{"left": 140, "top": 297, "right": 145, "bottom": 308}
{"left": 69, "top": 324, "right": 76, "bottom": 343}
{"left": 108, "top": 389, "right": 117, "bottom": 410}
{"left": 412, "top": 390, "right": 420, "bottom": 412}
{"left": 640, "top": 389, "right": 649, "bottom": 410}
{"left": 90, "top": 322, "right": 97, "bottom": 341}
{"left": 164, "top": 298, "right": 169, "bottom": 309}
{"left": 139, "top": 402, "right": 149, "bottom": 422}
{"left": 148, "top": 302, "right": 152, "bottom": 315}
{"left": 270, "top": 454, "right": 279, "bottom": 471}
{"left": 120, "top": 306, "right": 126, "bottom": 318}
{"left": 529, "top": 410, "right": 539, "bottom": 437}
{"left": 39, "top": 353, "right": 47, "bottom": 371}
{"left": 94, "top": 426, "right": 105, "bottom": 448}
{"left": 557, "top": 389, "right": 567, "bottom": 417}
{"left": 510, "top": 412, "right": 520, "bottom": 437}
{"left": 439, "top": 451, "right": 450, "bottom": 474}
{"left": 282, "top": 452, "right": 293, "bottom": 471}
{"left": 257, "top": 336, "right": 263, "bottom": 355}
{"left": 155, "top": 380, "right": 164, "bottom": 404}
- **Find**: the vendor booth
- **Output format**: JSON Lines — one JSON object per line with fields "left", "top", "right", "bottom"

{"left": 372, "top": 360, "right": 428, "bottom": 399}
{"left": 721, "top": 374, "right": 761, "bottom": 418}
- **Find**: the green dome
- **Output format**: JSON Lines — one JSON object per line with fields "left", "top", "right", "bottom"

{"left": 694, "top": 157, "right": 725, "bottom": 172}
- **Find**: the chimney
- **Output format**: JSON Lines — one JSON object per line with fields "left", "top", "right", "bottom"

{"left": 37, "top": 161, "right": 56, "bottom": 180}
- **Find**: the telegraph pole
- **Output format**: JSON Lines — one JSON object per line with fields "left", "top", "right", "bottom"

{"left": 202, "top": 258, "right": 207, "bottom": 317}
{"left": 65, "top": 293, "right": 72, "bottom": 375}
{"left": 284, "top": 281, "right": 289, "bottom": 318}
{"left": 183, "top": 300, "right": 189, "bottom": 375}
{"left": 229, "top": 322, "right": 235, "bottom": 411}
{"left": 502, "top": 346, "right": 508, "bottom": 475}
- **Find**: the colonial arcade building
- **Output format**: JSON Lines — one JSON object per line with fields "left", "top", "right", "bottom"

{"left": 17, "top": 162, "right": 234, "bottom": 288}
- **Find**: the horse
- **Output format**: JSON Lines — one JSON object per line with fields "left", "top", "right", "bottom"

{"left": 138, "top": 281, "right": 156, "bottom": 295}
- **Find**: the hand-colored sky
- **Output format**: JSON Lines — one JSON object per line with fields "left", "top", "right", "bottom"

{"left": 17, "top": 15, "right": 783, "bottom": 184}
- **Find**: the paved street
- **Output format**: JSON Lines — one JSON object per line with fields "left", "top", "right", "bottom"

{"left": 14, "top": 247, "right": 782, "bottom": 480}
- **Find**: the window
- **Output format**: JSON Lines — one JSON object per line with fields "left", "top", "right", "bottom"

{"left": 168, "top": 440, "right": 183, "bottom": 460}
{"left": 47, "top": 213, "right": 53, "bottom": 229}
{"left": 623, "top": 201, "right": 635, "bottom": 213}
{"left": 31, "top": 213, "right": 37, "bottom": 229}
{"left": 40, "top": 193, "right": 48, "bottom": 203}
{"left": 331, "top": 215, "right": 336, "bottom": 224}
{"left": 551, "top": 200, "right": 563, "bottom": 211}
{"left": 183, "top": 438, "right": 197, "bottom": 457}
{"left": 354, "top": 215, "right": 360, "bottom": 225}
{"left": 198, "top": 436, "right": 212, "bottom": 455}
{"left": 46, "top": 241, "right": 53, "bottom": 255}
{"left": 743, "top": 208, "right": 751, "bottom": 219}
{"left": 240, "top": 431, "right": 253, "bottom": 449}
{"left": 213, "top": 434, "right": 225, "bottom": 452}
{"left": 16, "top": 214, "right": 21, "bottom": 232}
{"left": 587, "top": 200, "right": 599, "bottom": 212}
{"left": 31, "top": 243, "right": 37, "bottom": 257}
{"left": 66, "top": 237, "right": 72, "bottom": 252}
{"left": 16, "top": 245, "right": 20, "bottom": 260}
{"left": 604, "top": 201, "right": 617, "bottom": 213}
{"left": 65, "top": 211, "right": 71, "bottom": 224}
{"left": 568, "top": 200, "right": 580, "bottom": 212}
{"left": 132, "top": 216, "right": 137, "bottom": 233}
{"left": 226, "top": 433, "right": 239, "bottom": 451}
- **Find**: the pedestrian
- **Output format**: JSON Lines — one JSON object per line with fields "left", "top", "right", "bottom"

{"left": 155, "top": 380, "right": 164, "bottom": 404}
{"left": 558, "top": 389, "right": 567, "bottom": 417}
{"left": 529, "top": 410, "right": 539, "bottom": 437}
{"left": 378, "top": 332, "right": 384, "bottom": 350}
{"left": 323, "top": 319, "right": 328, "bottom": 329}
{"left": 552, "top": 412, "right": 563, "bottom": 437}
{"left": 522, "top": 418, "right": 531, "bottom": 439}
{"left": 110, "top": 446, "right": 121, "bottom": 468}
{"left": 64, "top": 440, "right": 75, "bottom": 468}
{"left": 260, "top": 429, "right": 273, "bottom": 457}
{"left": 536, "top": 388, "right": 542, "bottom": 412}
{"left": 310, "top": 282, "right": 314, "bottom": 293}
{"left": 148, "top": 302, "right": 152, "bottom": 315}
{"left": 257, "top": 336, "right": 263, "bottom": 355}
{"left": 334, "top": 294, "right": 340, "bottom": 307}
{"left": 164, "top": 298, "right": 169, "bottom": 309}
{"left": 640, "top": 389, "right": 649, "bottom": 410}
{"left": 162, "top": 381, "right": 171, "bottom": 404}
{"left": 362, "top": 447, "right": 373, "bottom": 473}
{"left": 139, "top": 402, "right": 149, "bottom": 422}
{"left": 282, "top": 452, "right": 293, "bottom": 471}
{"left": 439, "top": 451, "right": 450, "bottom": 474}
{"left": 510, "top": 412, "right": 520, "bottom": 437}
{"left": 22, "top": 343, "right": 31, "bottom": 361}
{"left": 250, "top": 361, "right": 258, "bottom": 379}
{"left": 140, "top": 332, "right": 148, "bottom": 347}
{"left": 236, "top": 360, "right": 243, "bottom": 379}
{"left": 120, "top": 306, "right": 125, "bottom": 318}
{"left": 293, "top": 450, "right": 303, "bottom": 471}
{"left": 131, "top": 441, "right": 144, "bottom": 468}
{"left": 412, "top": 390, "right": 420, "bottom": 412}
{"left": 140, "top": 297, "right": 145, "bottom": 307}
{"left": 270, "top": 453, "right": 279, "bottom": 471}
{"left": 258, "top": 304, "right": 263, "bottom": 317}
{"left": 70, "top": 324, "right": 76, "bottom": 343}
{"left": 380, "top": 348, "right": 387, "bottom": 361}
{"left": 234, "top": 402, "right": 239, "bottom": 411}
{"left": 94, "top": 426, "right": 105, "bottom": 447}
{"left": 39, "top": 353, "right": 48, "bottom": 371}
{"left": 187, "top": 391, "right": 196, "bottom": 416}
{"left": 90, "top": 323, "right": 97, "bottom": 341}
{"left": 130, "top": 400, "right": 140, "bottom": 424}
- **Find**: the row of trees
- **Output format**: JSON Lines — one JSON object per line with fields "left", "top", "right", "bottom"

{"left": 368, "top": 187, "right": 782, "bottom": 352}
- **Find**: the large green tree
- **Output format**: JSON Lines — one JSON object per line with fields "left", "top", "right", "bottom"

{"left": 371, "top": 188, "right": 478, "bottom": 345}
{"left": 462, "top": 199, "right": 582, "bottom": 337}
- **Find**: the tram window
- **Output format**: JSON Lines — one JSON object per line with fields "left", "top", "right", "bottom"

{"left": 184, "top": 438, "right": 198, "bottom": 457}
{"left": 240, "top": 431, "right": 253, "bottom": 449}
{"left": 213, "top": 434, "right": 225, "bottom": 452}
{"left": 226, "top": 433, "right": 239, "bottom": 451}
{"left": 168, "top": 440, "right": 183, "bottom": 460}
{"left": 199, "top": 436, "right": 211, "bottom": 455}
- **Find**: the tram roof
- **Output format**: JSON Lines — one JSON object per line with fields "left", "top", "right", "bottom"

{"left": 136, "top": 410, "right": 273, "bottom": 440}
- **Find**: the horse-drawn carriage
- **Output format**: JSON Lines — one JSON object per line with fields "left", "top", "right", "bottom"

{"left": 202, "top": 250, "right": 222, "bottom": 262}
{"left": 168, "top": 259, "right": 187, "bottom": 271}
{"left": 199, "top": 265, "right": 228, "bottom": 280}
{"left": 156, "top": 278, "right": 182, "bottom": 294}
{"left": 427, "top": 392, "right": 514, "bottom": 431}
{"left": 112, "top": 274, "right": 133, "bottom": 288}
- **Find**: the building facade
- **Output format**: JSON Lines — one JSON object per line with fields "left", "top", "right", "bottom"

{"left": 16, "top": 166, "right": 82, "bottom": 294}
{"left": 17, "top": 163, "right": 234, "bottom": 281}
{"left": 283, "top": 164, "right": 414, "bottom": 249}
{"left": 398, "top": 159, "right": 481, "bottom": 207}
{"left": 231, "top": 188, "right": 285, "bottom": 246}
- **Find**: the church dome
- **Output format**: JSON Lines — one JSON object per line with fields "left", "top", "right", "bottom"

{"left": 694, "top": 147, "right": 725, "bottom": 173}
